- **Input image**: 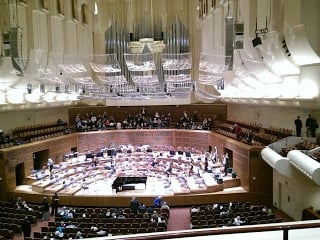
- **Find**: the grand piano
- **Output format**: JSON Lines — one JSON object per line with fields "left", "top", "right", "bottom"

{"left": 112, "top": 176, "right": 147, "bottom": 192}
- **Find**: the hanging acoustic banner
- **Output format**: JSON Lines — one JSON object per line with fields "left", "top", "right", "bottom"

{"left": 234, "top": 23, "right": 244, "bottom": 49}
{"left": 225, "top": 16, "right": 234, "bottom": 71}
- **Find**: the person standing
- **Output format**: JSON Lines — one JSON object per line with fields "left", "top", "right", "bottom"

{"left": 295, "top": 116, "right": 303, "bottom": 137}
{"left": 130, "top": 196, "right": 139, "bottom": 214}
{"left": 42, "top": 196, "right": 50, "bottom": 221}
{"left": 223, "top": 152, "right": 229, "bottom": 176}
{"left": 51, "top": 192, "right": 59, "bottom": 216}
{"left": 310, "top": 116, "right": 319, "bottom": 138}
{"left": 306, "top": 114, "right": 312, "bottom": 137}
{"left": 21, "top": 216, "right": 31, "bottom": 239}
{"left": 47, "top": 158, "right": 54, "bottom": 173}
{"left": 153, "top": 196, "right": 163, "bottom": 208}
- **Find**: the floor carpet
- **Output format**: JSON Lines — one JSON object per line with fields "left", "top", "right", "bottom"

{"left": 166, "top": 207, "right": 190, "bottom": 231}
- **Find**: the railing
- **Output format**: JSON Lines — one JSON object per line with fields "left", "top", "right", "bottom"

{"left": 97, "top": 220, "right": 320, "bottom": 240}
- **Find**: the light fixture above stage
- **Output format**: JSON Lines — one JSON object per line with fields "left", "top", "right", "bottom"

{"left": 252, "top": 17, "right": 268, "bottom": 48}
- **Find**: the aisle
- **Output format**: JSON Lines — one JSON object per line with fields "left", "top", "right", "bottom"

{"left": 166, "top": 207, "right": 191, "bottom": 231}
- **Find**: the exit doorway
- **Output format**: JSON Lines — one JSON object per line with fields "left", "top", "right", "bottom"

{"left": 33, "top": 149, "right": 49, "bottom": 170}
{"left": 223, "top": 147, "right": 233, "bottom": 168}
{"left": 15, "top": 163, "right": 25, "bottom": 186}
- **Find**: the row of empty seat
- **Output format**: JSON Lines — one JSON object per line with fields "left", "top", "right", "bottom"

{"left": 190, "top": 202, "right": 282, "bottom": 229}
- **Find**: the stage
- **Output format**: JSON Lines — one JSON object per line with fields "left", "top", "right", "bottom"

{"left": 8, "top": 147, "right": 248, "bottom": 207}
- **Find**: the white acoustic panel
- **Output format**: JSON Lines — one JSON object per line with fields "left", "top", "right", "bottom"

{"left": 64, "top": 21, "right": 77, "bottom": 55}
{"left": 51, "top": 16, "right": 65, "bottom": 55}
{"left": 288, "top": 150, "right": 320, "bottom": 185}
{"left": 261, "top": 147, "right": 292, "bottom": 177}
{"left": 285, "top": 24, "right": 320, "bottom": 65}
{"left": 32, "top": 10, "right": 49, "bottom": 52}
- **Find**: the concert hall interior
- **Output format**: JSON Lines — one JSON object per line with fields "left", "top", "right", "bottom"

{"left": 0, "top": 0, "right": 320, "bottom": 239}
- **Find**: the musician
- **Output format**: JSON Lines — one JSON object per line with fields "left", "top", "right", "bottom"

{"left": 165, "top": 162, "right": 173, "bottom": 176}
{"left": 92, "top": 157, "right": 98, "bottom": 167}
{"left": 223, "top": 152, "right": 230, "bottom": 176}
{"left": 212, "top": 146, "right": 218, "bottom": 162}
{"left": 47, "top": 158, "right": 54, "bottom": 173}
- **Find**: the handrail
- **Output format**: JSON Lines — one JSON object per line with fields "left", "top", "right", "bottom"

{"left": 101, "top": 220, "right": 320, "bottom": 240}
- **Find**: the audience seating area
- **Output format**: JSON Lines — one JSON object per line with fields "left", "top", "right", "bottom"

{"left": 0, "top": 201, "right": 42, "bottom": 240}
{"left": 0, "top": 122, "right": 69, "bottom": 149}
{"left": 11, "top": 122, "right": 69, "bottom": 143}
{"left": 280, "top": 139, "right": 320, "bottom": 157}
{"left": 34, "top": 206, "right": 169, "bottom": 239}
{"left": 215, "top": 119, "right": 293, "bottom": 146}
{"left": 0, "top": 200, "right": 170, "bottom": 240}
{"left": 189, "top": 201, "right": 282, "bottom": 229}
{"left": 0, "top": 110, "right": 295, "bottom": 150}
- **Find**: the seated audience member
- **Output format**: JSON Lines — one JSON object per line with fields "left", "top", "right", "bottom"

{"left": 15, "top": 196, "right": 23, "bottom": 210}
{"left": 65, "top": 222, "right": 77, "bottom": 229}
{"left": 138, "top": 203, "right": 147, "bottom": 213}
{"left": 153, "top": 195, "right": 163, "bottom": 208}
{"left": 233, "top": 215, "right": 245, "bottom": 226}
{"left": 16, "top": 196, "right": 33, "bottom": 211}
{"left": 205, "top": 204, "right": 213, "bottom": 214}
{"left": 90, "top": 225, "right": 107, "bottom": 236}
{"left": 143, "top": 211, "right": 150, "bottom": 218}
{"left": 105, "top": 209, "right": 112, "bottom": 218}
{"left": 151, "top": 211, "right": 159, "bottom": 222}
{"left": 117, "top": 211, "right": 126, "bottom": 219}
{"left": 146, "top": 206, "right": 154, "bottom": 214}
{"left": 96, "top": 229, "right": 107, "bottom": 236}
{"left": 57, "top": 117, "right": 66, "bottom": 126}
{"left": 158, "top": 216, "right": 167, "bottom": 224}
{"left": 21, "top": 200, "right": 33, "bottom": 211}
{"left": 75, "top": 231, "right": 83, "bottom": 239}
{"left": 59, "top": 206, "right": 74, "bottom": 221}
{"left": 161, "top": 201, "right": 170, "bottom": 210}
{"left": 90, "top": 226, "right": 98, "bottom": 232}
{"left": 190, "top": 206, "right": 200, "bottom": 213}
{"left": 233, "top": 123, "right": 242, "bottom": 139}
{"left": 55, "top": 221, "right": 66, "bottom": 238}
{"left": 262, "top": 206, "right": 273, "bottom": 216}
{"left": 246, "top": 130, "right": 254, "bottom": 144}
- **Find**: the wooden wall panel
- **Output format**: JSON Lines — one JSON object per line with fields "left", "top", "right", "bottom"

{"left": 249, "top": 149, "right": 273, "bottom": 198}
{"left": 9, "top": 191, "right": 272, "bottom": 208}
